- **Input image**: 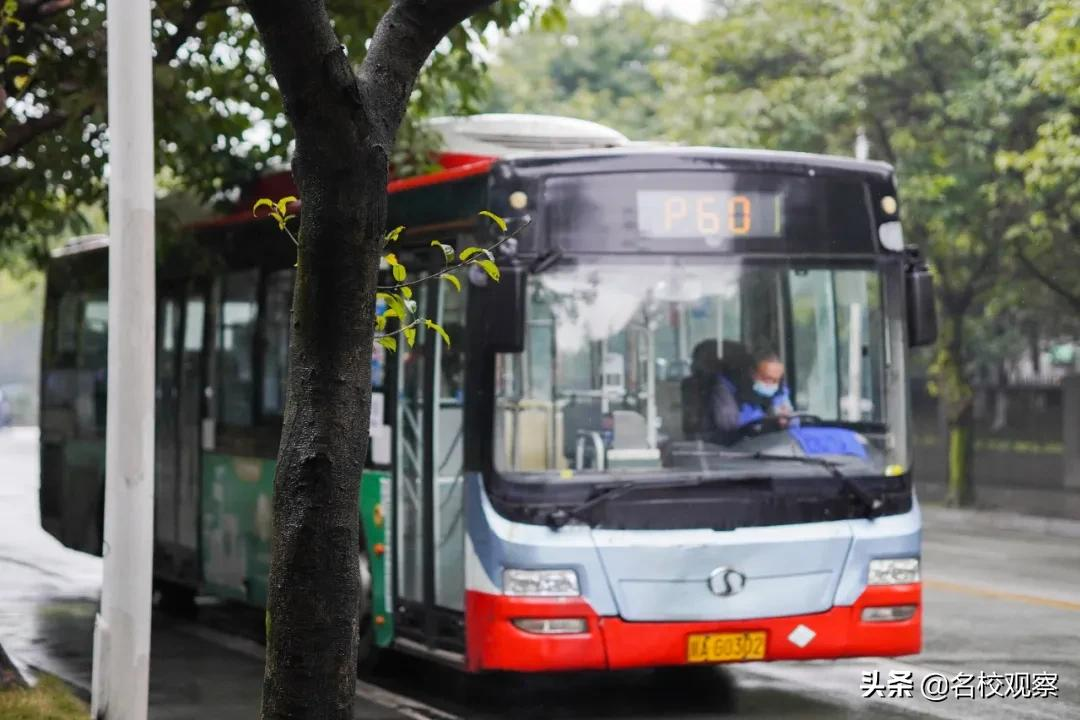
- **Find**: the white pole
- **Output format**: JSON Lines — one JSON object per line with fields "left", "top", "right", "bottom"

{"left": 91, "top": 0, "right": 156, "bottom": 716}
{"left": 847, "top": 303, "right": 863, "bottom": 422}
{"left": 854, "top": 127, "right": 870, "bottom": 160}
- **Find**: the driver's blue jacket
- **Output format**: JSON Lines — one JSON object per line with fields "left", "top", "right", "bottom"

{"left": 710, "top": 374, "right": 868, "bottom": 459}
{"left": 712, "top": 375, "right": 792, "bottom": 432}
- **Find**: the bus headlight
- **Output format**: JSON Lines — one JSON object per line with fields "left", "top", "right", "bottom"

{"left": 868, "top": 558, "right": 920, "bottom": 585}
{"left": 511, "top": 618, "right": 587, "bottom": 634}
{"left": 503, "top": 568, "right": 580, "bottom": 597}
{"left": 861, "top": 605, "right": 917, "bottom": 622}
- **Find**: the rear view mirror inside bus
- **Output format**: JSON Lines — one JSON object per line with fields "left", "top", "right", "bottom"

{"left": 905, "top": 256, "right": 937, "bottom": 347}
{"left": 468, "top": 264, "right": 526, "bottom": 353}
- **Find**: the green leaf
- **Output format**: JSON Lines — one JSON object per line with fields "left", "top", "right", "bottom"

{"left": 401, "top": 286, "right": 413, "bottom": 299}
{"left": 404, "top": 325, "right": 417, "bottom": 348}
{"left": 252, "top": 198, "right": 275, "bottom": 216}
{"left": 459, "top": 246, "right": 485, "bottom": 262}
{"left": 442, "top": 274, "right": 462, "bottom": 293}
{"left": 431, "top": 240, "right": 455, "bottom": 263}
{"left": 425, "top": 319, "right": 451, "bottom": 347}
{"left": 385, "top": 253, "right": 407, "bottom": 282}
{"left": 5, "top": 55, "right": 30, "bottom": 67}
{"left": 13, "top": 74, "right": 29, "bottom": 91}
{"left": 376, "top": 336, "right": 397, "bottom": 352}
{"left": 375, "top": 314, "right": 387, "bottom": 331}
{"left": 275, "top": 196, "right": 298, "bottom": 215}
{"left": 479, "top": 210, "right": 508, "bottom": 232}
{"left": 386, "top": 226, "right": 405, "bottom": 243}
{"left": 477, "top": 259, "right": 501, "bottom": 282}
{"left": 377, "top": 292, "right": 409, "bottom": 323}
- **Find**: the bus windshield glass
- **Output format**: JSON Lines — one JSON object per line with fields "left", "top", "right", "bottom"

{"left": 494, "top": 259, "right": 890, "bottom": 476}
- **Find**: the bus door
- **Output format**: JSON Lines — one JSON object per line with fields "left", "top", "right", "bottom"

{"left": 393, "top": 250, "right": 469, "bottom": 657}
{"left": 154, "top": 284, "right": 207, "bottom": 585}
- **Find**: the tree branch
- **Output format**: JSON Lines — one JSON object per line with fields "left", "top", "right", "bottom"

{"left": 0, "top": 109, "right": 67, "bottom": 158}
{"left": 377, "top": 218, "right": 529, "bottom": 290}
{"left": 245, "top": 0, "right": 345, "bottom": 125}
{"left": 358, "top": 0, "right": 495, "bottom": 146}
{"left": 867, "top": 114, "right": 897, "bottom": 165}
{"left": 158, "top": 0, "right": 217, "bottom": 64}
{"left": 1016, "top": 249, "right": 1080, "bottom": 315}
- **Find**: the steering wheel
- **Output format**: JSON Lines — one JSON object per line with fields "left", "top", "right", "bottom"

{"left": 735, "top": 412, "right": 824, "bottom": 438}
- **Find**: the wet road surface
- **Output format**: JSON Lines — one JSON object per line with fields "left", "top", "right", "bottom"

{"left": 2, "top": 426, "right": 1077, "bottom": 719}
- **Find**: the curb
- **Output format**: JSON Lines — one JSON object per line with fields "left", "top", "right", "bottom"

{"left": 921, "top": 505, "right": 1080, "bottom": 540}
{"left": 26, "top": 663, "right": 92, "bottom": 703}
{"left": 0, "top": 641, "right": 29, "bottom": 690}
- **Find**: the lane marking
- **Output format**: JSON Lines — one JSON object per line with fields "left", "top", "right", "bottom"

{"left": 924, "top": 578, "right": 1080, "bottom": 612}
{"left": 172, "top": 620, "right": 463, "bottom": 720}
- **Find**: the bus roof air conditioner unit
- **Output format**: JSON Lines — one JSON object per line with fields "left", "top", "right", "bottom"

{"left": 424, "top": 114, "right": 630, "bottom": 156}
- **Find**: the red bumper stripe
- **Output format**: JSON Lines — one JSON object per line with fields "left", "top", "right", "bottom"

{"left": 466, "top": 584, "right": 920, "bottom": 672}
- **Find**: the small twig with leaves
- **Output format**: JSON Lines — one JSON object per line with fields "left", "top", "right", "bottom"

{"left": 253, "top": 196, "right": 524, "bottom": 353}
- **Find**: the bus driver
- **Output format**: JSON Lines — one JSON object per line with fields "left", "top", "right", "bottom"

{"left": 708, "top": 348, "right": 794, "bottom": 443}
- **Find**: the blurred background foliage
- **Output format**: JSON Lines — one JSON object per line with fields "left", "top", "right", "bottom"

{"left": 0, "top": 0, "right": 1076, "bottom": 502}
{"left": 0, "top": 0, "right": 565, "bottom": 267}
{"left": 484, "top": 0, "right": 1079, "bottom": 503}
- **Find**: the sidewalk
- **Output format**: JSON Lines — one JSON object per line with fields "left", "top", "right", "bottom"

{"left": 918, "top": 479, "right": 1080, "bottom": 527}
{"left": 921, "top": 503, "right": 1080, "bottom": 540}
{"left": 0, "top": 427, "right": 409, "bottom": 719}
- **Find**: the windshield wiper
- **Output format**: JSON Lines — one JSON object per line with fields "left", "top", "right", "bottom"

{"left": 542, "top": 453, "right": 884, "bottom": 529}
{"left": 741, "top": 452, "right": 883, "bottom": 518}
{"left": 673, "top": 448, "right": 884, "bottom": 519}
{"left": 543, "top": 475, "right": 740, "bottom": 530}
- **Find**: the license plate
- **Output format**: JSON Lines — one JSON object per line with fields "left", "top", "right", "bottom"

{"left": 686, "top": 631, "right": 767, "bottom": 663}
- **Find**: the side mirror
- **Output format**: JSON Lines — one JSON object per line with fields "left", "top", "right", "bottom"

{"left": 905, "top": 250, "right": 937, "bottom": 347}
{"left": 467, "top": 263, "right": 526, "bottom": 354}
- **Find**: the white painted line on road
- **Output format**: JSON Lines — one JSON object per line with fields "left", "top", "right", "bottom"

{"left": 354, "top": 679, "right": 461, "bottom": 720}
{"left": 171, "top": 621, "right": 463, "bottom": 720}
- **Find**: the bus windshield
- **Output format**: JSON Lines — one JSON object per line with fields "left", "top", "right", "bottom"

{"left": 494, "top": 258, "right": 890, "bottom": 476}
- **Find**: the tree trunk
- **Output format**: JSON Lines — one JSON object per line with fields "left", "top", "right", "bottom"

{"left": 246, "top": 2, "right": 495, "bottom": 717}
{"left": 937, "top": 309, "right": 977, "bottom": 507}
{"left": 945, "top": 402, "right": 976, "bottom": 506}
{"left": 259, "top": 147, "right": 384, "bottom": 718}
{"left": 246, "top": 10, "right": 383, "bottom": 720}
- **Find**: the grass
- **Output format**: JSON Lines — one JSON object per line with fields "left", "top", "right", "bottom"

{"left": 0, "top": 676, "right": 89, "bottom": 720}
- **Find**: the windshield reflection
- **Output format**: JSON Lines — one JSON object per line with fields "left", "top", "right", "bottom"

{"left": 495, "top": 260, "right": 888, "bottom": 476}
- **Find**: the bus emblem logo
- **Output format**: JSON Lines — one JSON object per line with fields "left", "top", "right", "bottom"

{"left": 708, "top": 567, "right": 747, "bottom": 597}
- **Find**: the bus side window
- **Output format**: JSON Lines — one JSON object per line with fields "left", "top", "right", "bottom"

{"left": 78, "top": 295, "right": 108, "bottom": 435}
{"left": 218, "top": 269, "right": 259, "bottom": 427}
{"left": 42, "top": 291, "right": 80, "bottom": 407}
{"left": 55, "top": 292, "right": 80, "bottom": 365}
{"left": 261, "top": 268, "right": 294, "bottom": 418}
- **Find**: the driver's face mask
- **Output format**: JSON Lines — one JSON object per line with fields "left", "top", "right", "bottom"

{"left": 752, "top": 380, "right": 779, "bottom": 398}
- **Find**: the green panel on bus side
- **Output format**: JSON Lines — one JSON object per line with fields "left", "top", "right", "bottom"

{"left": 200, "top": 453, "right": 394, "bottom": 646}
{"left": 359, "top": 471, "right": 394, "bottom": 648}
{"left": 60, "top": 439, "right": 106, "bottom": 554}
{"left": 201, "top": 453, "right": 274, "bottom": 604}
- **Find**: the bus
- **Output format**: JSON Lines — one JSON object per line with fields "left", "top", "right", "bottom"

{"left": 39, "top": 114, "right": 937, "bottom": 673}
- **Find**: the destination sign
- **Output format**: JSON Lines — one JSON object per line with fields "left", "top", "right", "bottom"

{"left": 542, "top": 171, "right": 877, "bottom": 255}
{"left": 637, "top": 190, "right": 783, "bottom": 239}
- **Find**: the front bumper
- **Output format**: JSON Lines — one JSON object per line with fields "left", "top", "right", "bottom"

{"left": 465, "top": 583, "right": 920, "bottom": 672}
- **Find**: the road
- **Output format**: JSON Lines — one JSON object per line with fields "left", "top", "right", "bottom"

{"left": 1, "top": 426, "right": 1076, "bottom": 719}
